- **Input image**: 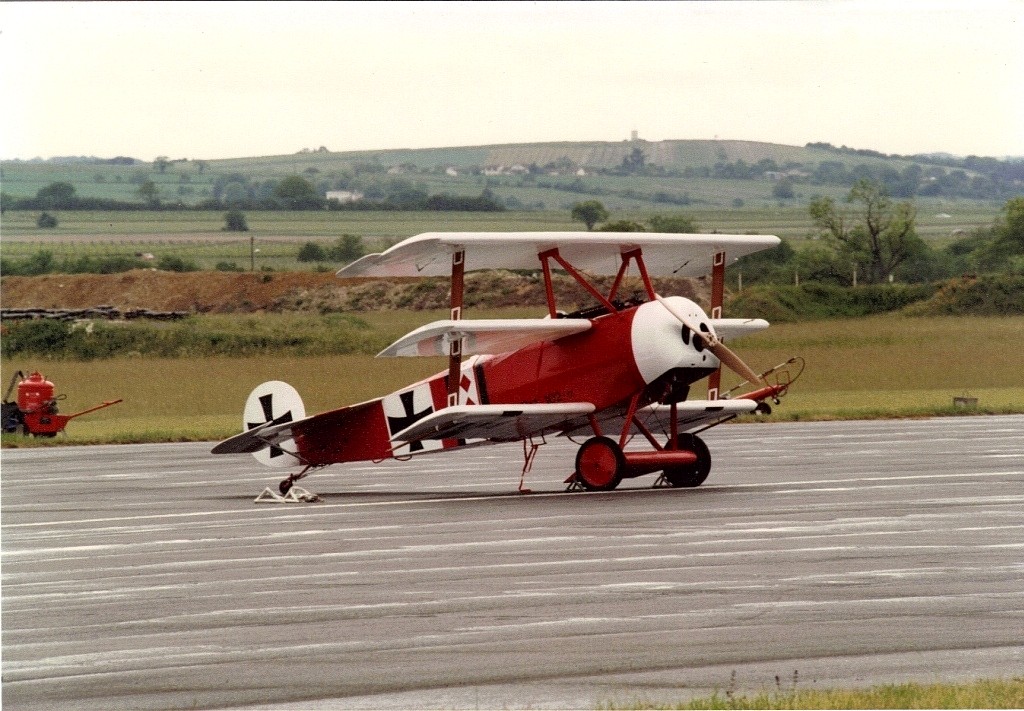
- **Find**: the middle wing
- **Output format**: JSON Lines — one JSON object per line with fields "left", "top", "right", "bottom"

{"left": 378, "top": 318, "right": 592, "bottom": 357}
{"left": 392, "top": 403, "right": 596, "bottom": 445}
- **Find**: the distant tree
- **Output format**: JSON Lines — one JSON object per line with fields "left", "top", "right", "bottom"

{"left": 809, "top": 178, "right": 924, "bottom": 284}
{"left": 223, "top": 210, "right": 249, "bottom": 232}
{"left": 597, "top": 220, "right": 645, "bottom": 232}
{"left": 274, "top": 175, "right": 322, "bottom": 209}
{"left": 137, "top": 180, "right": 160, "bottom": 206}
{"left": 648, "top": 214, "right": 700, "bottom": 233}
{"left": 329, "top": 234, "right": 364, "bottom": 262}
{"left": 570, "top": 200, "right": 609, "bottom": 230}
{"left": 621, "top": 147, "right": 647, "bottom": 174}
{"left": 36, "top": 182, "right": 77, "bottom": 209}
{"left": 154, "top": 156, "right": 170, "bottom": 174}
{"left": 196, "top": 160, "right": 209, "bottom": 175}
{"left": 772, "top": 179, "right": 796, "bottom": 200}
{"left": 222, "top": 181, "right": 247, "bottom": 206}
{"left": 36, "top": 212, "right": 58, "bottom": 228}
{"left": 977, "top": 196, "right": 1024, "bottom": 271}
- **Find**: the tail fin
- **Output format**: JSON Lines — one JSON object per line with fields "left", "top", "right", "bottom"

{"left": 212, "top": 381, "right": 307, "bottom": 467}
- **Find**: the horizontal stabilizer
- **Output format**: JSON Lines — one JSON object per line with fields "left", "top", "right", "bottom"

{"left": 378, "top": 318, "right": 592, "bottom": 357}
{"left": 709, "top": 318, "right": 770, "bottom": 341}
{"left": 338, "top": 232, "right": 780, "bottom": 278}
{"left": 392, "top": 403, "right": 595, "bottom": 444}
{"left": 210, "top": 417, "right": 310, "bottom": 455}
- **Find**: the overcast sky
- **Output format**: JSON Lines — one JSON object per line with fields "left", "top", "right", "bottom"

{"left": 2, "top": 1, "right": 1021, "bottom": 161}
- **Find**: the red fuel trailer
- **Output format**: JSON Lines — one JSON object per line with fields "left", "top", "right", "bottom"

{"left": 2, "top": 371, "right": 122, "bottom": 437}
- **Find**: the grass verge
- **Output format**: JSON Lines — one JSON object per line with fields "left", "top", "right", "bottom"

{"left": 609, "top": 676, "right": 1024, "bottom": 709}
{"left": 2, "top": 314, "right": 1021, "bottom": 447}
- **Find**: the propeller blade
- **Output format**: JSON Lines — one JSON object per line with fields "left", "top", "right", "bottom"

{"left": 654, "top": 294, "right": 764, "bottom": 386}
{"left": 707, "top": 340, "right": 764, "bottom": 386}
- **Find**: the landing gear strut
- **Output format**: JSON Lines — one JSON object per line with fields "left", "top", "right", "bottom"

{"left": 276, "top": 464, "right": 314, "bottom": 494}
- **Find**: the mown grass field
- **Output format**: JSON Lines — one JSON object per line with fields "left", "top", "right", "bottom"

{"left": 2, "top": 313, "right": 1021, "bottom": 447}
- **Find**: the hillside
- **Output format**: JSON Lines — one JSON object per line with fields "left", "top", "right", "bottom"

{"left": 6, "top": 270, "right": 1017, "bottom": 322}
{"left": 4, "top": 138, "right": 1017, "bottom": 213}
{"left": 0, "top": 270, "right": 707, "bottom": 314}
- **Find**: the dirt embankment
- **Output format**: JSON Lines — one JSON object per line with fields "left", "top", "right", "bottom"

{"left": 1, "top": 270, "right": 707, "bottom": 313}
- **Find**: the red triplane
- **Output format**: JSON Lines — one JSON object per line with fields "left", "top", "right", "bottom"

{"left": 213, "top": 232, "right": 802, "bottom": 501}
{"left": 2, "top": 371, "right": 122, "bottom": 437}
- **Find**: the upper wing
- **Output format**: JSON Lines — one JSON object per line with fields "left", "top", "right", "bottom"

{"left": 378, "top": 318, "right": 592, "bottom": 357}
{"left": 338, "top": 232, "right": 780, "bottom": 278}
{"left": 392, "top": 403, "right": 596, "bottom": 445}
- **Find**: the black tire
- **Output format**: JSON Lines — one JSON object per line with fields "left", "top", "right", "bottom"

{"left": 662, "top": 433, "right": 711, "bottom": 487}
{"left": 279, "top": 478, "right": 294, "bottom": 496}
{"left": 574, "top": 436, "right": 625, "bottom": 491}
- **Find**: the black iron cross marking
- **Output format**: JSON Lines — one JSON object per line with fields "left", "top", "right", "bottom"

{"left": 247, "top": 393, "right": 293, "bottom": 459}
{"left": 387, "top": 390, "right": 432, "bottom": 452}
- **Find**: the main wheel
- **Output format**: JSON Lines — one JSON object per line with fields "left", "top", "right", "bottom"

{"left": 575, "top": 436, "right": 625, "bottom": 491}
{"left": 662, "top": 433, "right": 711, "bottom": 487}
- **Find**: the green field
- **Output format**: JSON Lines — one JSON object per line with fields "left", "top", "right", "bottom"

{"left": 0, "top": 201, "right": 1002, "bottom": 273}
{"left": 3, "top": 313, "right": 1021, "bottom": 447}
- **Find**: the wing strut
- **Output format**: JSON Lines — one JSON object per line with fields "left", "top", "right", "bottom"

{"left": 447, "top": 248, "right": 465, "bottom": 407}
{"left": 708, "top": 250, "right": 726, "bottom": 400}
{"left": 537, "top": 246, "right": 658, "bottom": 316}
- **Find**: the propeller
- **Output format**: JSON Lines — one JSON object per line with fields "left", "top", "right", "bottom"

{"left": 654, "top": 294, "right": 765, "bottom": 386}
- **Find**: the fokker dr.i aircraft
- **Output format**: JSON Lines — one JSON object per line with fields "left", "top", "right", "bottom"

{"left": 212, "top": 232, "right": 801, "bottom": 500}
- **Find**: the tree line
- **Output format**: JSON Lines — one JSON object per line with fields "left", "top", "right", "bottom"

{"left": 571, "top": 183, "right": 1024, "bottom": 287}
{"left": 1, "top": 176, "right": 505, "bottom": 213}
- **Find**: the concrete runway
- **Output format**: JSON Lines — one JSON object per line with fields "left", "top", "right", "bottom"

{"left": 2, "top": 415, "right": 1023, "bottom": 710}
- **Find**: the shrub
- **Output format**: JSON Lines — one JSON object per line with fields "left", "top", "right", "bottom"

{"left": 728, "top": 283, "right": 935, "bottom": 321}
{"left": 156, "top": 255, "right": 198, "bottom": 272}
{"left": 65, "top": 254, "right": 148, "bottom": 274}
{"left": 37, "top": 212, "right": 58, "bottom": 228}
{"left": 297, "top": 242, "right": 327, "bottom": 262}
{"left": 4, "top": 250, "right": 57, "bottom": 275}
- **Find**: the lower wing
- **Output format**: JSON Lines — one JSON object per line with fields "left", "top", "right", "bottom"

{"left": 391, "top": 403, "right": 596, "bottom": 445}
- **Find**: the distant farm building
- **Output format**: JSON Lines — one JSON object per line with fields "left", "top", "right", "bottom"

{"left": 482, "top": 164, "right": 530, "bottom": 176}
{"left": 326, "top": 190, "right": 365, "bottom": 203}
{"left": 764, "top": 169, "right": 810, "bottom": 181}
